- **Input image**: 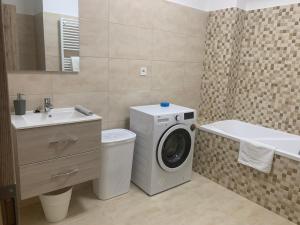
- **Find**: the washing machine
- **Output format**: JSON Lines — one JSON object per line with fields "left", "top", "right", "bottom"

{"left": 130, "top": 104, "right": 196, "bottom": 195}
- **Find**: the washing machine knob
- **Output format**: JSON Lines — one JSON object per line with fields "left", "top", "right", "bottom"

{"left": 190, "top": 124, "right": 196, "bottom": 131}
{"left": 175, "top": 115, "right": 181, "bottom": 121}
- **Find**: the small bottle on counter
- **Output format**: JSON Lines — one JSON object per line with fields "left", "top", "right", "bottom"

{"left": 14, "top": 93, "right": 26, "bottom": 115}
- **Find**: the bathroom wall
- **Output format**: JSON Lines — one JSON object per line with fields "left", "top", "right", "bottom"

{"left": 234, "top": 4, "right": 300, "bottom": 135}
{"left": 198, "top": 8, "right": 244, "bottom": 123}
{"left": 7, "top": 0, "right": 208, "bottom": 129}
{"left": 199, "top": 3, "right": 300, "bottom": 135}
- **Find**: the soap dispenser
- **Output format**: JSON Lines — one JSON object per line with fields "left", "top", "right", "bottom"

{"left": 14, "top": 93, "right": 26, "bottom": 115}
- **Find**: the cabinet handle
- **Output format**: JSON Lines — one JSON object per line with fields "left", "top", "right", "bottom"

{"left": 67, "top": 134, "right": 79, "bottom": 142}
{"left": 49, "top": 138, "right": 62, "bottom": 144}
{"left": 51, "top": 169, "right": 79, "bottom": 179}
{"left": 49, "top": 135, "right": 79, "bottom": 144}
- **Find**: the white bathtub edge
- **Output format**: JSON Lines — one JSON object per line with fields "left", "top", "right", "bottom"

{"left": 198, "top": 121, "right": 300, "bottom": 162}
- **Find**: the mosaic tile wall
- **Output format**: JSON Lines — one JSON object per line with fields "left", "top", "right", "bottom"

{"left": 199, "top": 4, "right": 300, "bottom": 135}
{"left": 199, "top": 8, "right": 245, "bottom": 123}
{"left": 193, "top": 130, "right": 300, "bottom": 225}
{"left": 234, "top": 4, "right": 300, "bottom": 135}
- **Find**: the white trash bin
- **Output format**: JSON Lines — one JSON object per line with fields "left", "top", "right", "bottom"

{"left": 39, "top": 187, "right": 72, "bottom": 223}
{"left": 93, "top": 129, "right": 136, "bottom": 200}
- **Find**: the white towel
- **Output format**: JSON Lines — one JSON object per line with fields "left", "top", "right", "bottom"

{"left": 71, "top": 56, "right": 80, "bottom": 72}
{"left": 238, "top": 140, "right": 275, "bottom": 173}
{"left": 74, "top": 105, "right": 93, "bottom": 116}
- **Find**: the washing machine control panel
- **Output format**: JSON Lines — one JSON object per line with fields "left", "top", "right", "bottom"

{"left": 157, "top": 111, "right": 195, "bottom": 126}
{"left": 175, "top": 115, "right": 181, "bottom": 121}
{"left": 157, "top": 115, "right": 181, "bottom": 124}
{"left": 157, "top": 117, "right": 170, "bottom": 123}
{"left": 184, "top": 112, "right": 194, "bottom": 120}
{"left": 174, "top": 112, "right": 195, "bottom": 122}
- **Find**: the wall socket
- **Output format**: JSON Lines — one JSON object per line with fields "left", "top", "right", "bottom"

{"left": 140, "top": 67, "right": 147, "bottom": 76}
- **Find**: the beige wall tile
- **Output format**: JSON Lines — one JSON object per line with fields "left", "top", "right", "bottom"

{"left": 109, "top": 0, "right": 154, "bottom": 29}
{"left": 151, "top": 90, "right": 179, "bottom": 105}
{"left": 106, "top": 120, "right": 129, "bottom": 129}
{"left": 185, "top": 36, "right": 205, "bottom": 62}
{"left": 174, "top": 89, "right": 201, "bottom": 110}
{"left": 152, "top": 30, "right": 186, "bottom": 62}
{"left": 45, "top": 55, "right": 60, "bottom": 72}
{"left": 79, "top": 0, "right": 108, "bottom": 21}
{"left": 8, "top": 73, "right": 52, "bottom": 96}
{"left": 52, "top": 57, "right": 109, "bottom": 94}
{"left": 108, "top": 91, "right": 152, "bottom": 122}
{"left": 184, "top": 62, "right": 204, "bottom": 89}
{"left": 153, "top": 0, "right": 187, "bottom": 34}
{"left": 9, "top": 94, "right": 52, "bottom": 112}
{"left": 151, "top": 61, "right": 185, "bottom": 91}
{"left": 185, "top": 62, "right": 204, "bottom": 76}
{"left": 53, "top": 91, "right": 108, "bottom": 120}
{"left": 109, "top": 23, "right": 152, "bottom": 60}
{"left": 43, "top": 13, "right": 60, "bottom": 35}
{"left": 185, "top": 8, "right": 208, "bottom": 37}
{"left": 80, "top": 19, "right": 109, "bottom": 58}
{"left": 101, "top": 120, "right": 109, "bottom": 130}
{"left": 43, "top": 13, "right": 60, "bottom": 58}
{"left": 43, "top": 34, "right": 59, "bottom": 57}
{"left": 151, "top": 89, "right": 200, "bottom": 110}
{"left": 109, "top": 59, "right": 151, "bottom": 91}
{"left": 184, "top": 75, "right": 202, "bottom": 91}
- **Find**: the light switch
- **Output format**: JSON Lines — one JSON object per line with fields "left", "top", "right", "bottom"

{"left": 140, "top": 67, "right": 147, "bottom": 76}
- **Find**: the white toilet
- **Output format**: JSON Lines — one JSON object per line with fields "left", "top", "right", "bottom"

{"left": 93, "top": 129, "right": 136, "bottom": 200}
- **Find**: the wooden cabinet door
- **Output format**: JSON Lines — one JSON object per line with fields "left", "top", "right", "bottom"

{"left": 0, "top": 1, "right": 19, "bottom": 224}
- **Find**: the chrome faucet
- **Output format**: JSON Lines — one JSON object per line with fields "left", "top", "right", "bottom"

{"left": 44, "top": 97, "right": 53, "bottom": 113}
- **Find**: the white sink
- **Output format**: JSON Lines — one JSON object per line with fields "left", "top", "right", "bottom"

{"left": 11, "top": 108, "right": 101, "bottom": 129}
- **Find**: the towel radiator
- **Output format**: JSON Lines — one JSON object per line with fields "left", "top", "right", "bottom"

{"left": 60, "top": 18, "right": 80, "bottom": 72}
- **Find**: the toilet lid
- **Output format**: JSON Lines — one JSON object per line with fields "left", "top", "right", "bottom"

{"left": 102, "top": 129, "right": 136, "bottom": 144}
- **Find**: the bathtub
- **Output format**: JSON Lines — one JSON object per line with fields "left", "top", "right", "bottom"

{"left": 194, "top": 120, "right": 300, "bottom": 224}
{"left": 200, "top": 120, "right": 300, "bottom": 162}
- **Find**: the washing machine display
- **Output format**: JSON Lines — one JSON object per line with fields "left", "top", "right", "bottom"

{"left": 157, "top": 124, "right": 192, "bottom": 172}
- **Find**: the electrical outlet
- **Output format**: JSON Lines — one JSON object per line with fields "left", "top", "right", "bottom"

{"left": 140, "top": 67, "right": 147, "bottom": 76}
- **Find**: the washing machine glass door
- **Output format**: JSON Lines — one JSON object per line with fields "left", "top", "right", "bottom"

{"left": 157, "top": 124, "right": 192, "bottom": 172}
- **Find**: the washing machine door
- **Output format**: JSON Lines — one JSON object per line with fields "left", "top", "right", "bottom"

{"left": 157, "top": 124, "right": 192, "bottom": 172}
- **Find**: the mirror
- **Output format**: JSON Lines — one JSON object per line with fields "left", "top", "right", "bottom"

{"left": 2, "top": 0, "right": 80, "bottom": 73}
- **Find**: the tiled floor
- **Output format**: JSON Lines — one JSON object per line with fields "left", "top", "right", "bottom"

{"left": 21, "top": 173, "right": 294, "bottom": 225}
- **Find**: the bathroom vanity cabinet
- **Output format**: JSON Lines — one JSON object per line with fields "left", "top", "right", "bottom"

{"left": 11, "top": 117, "right": 102, "bottom": 200}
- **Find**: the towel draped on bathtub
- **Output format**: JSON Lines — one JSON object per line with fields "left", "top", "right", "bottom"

{"left": 238, "top": 140, "right": 275, "bottom": 173}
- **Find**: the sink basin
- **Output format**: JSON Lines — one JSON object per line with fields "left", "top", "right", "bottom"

{"left": 11, "top": 108, "right": 101, "bottom": 129}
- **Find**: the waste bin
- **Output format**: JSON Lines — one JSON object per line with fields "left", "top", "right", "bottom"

{"left": 39, "top": 187, "right": 72, "bottom": 223}
{"left": 93, "top": 129, "right": 136, "bottom": 200}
